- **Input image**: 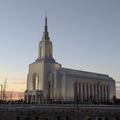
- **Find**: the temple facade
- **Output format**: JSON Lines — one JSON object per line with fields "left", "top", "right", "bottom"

{"left": 24, "top": 17, "right": 116, "bottom": 103}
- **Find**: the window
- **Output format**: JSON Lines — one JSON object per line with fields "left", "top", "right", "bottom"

{"left": 47, "top": 46, "right": 52, "bottom": 57}
{"left": 40, "top": 47, "right": 44, "bottom": 57}
{"left": 33, "top": 73, "right": 39, "bottom": 90}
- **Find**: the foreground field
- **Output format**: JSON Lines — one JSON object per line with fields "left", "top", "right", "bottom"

{"left": 0, "top": 104, "right": 120, "bottom": 120}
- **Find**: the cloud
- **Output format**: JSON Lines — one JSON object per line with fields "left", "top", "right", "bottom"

{"left": 5, "top": 78, "right": 26, "bottom": 85}
{"left": 9, "top": 81, "right": 26, "bottom": 85}
{"left": 1, "top": 78, "right": 26, "bottom": 92}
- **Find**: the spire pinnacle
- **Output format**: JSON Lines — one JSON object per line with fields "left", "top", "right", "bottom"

{"left": 45, "top": 10, "right": 47, "bottom": 26}
{"left": 42, "top": 16, "right": 50, "bottom": 40}
{"left": 45, "top": 16, "right": 47, "bottom": 26}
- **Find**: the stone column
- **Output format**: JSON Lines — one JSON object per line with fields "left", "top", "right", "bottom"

{"left": 88, "top": 83, "right": 90, "bottom": 100}
{"left": 99, "top": 84, "right": 102, "bottom": 102}
{"left": 31, "top": 95, "right": 33, "bottom": 103}
{"left": 92, "top": 84, "right": 94, "bottom": 101}
{"left": 98, "top": 83, "right": 100, "bottom": 102}
{"left": 96, "top": 84, "right": 98, "bottom": 102}
{"left": 86, "top": 83, "right": 88, "bottom": 101}
{"left": 62, "top": 73, "right": 66, "bottom": 100}
{"left": 26, "top": 95, "right": 28, "bottom": 103}
{"left": 83, "top": 82, "right": 85, "bottom": 102}
{"left": 35, "top": 93, "right": 38, "bottom": 103}
{"left": 77, "top": 80, "right": 79, "bottom": 100}
{"left": 101, "top": 84, "right": 103, "bottom": 102}
{"left": 107, "top": 85, "right": 110, "bottom": 102}
{"left": 96, "top": 83, "right": 98, "bottom": 102}
{"left": 98, "top": 84, "right": 100, "bottom": 102}
{"left": 104, "top": 85, "right": 107, "bottom": 102}
{"left": 108, "top": 85, "right": 110, "bottom": 102}
{"left": 90, "top": 83, "right": 92, "bottom": 98}
{"left": 91, "top": 84, "right": 94, "bottom": 101}
{"left": 27, "top": 95, "right": 29, "bottom": 103}
{"left": 84, "top": 83, "right": 87, "bottom": 101}
{"left": 79, "top": 82, "right": 81, "bottom": 101}
{"left": 81, "top": 82, "right": 83, "bottom": 102}
{"left": 93, "top": 84, "right": 96, "bottom": 102}
{"left": 101, "top": 84, "right": 104, "bottom": 102}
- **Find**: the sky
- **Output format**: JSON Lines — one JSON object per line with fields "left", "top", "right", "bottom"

{"left": 0, "top": 0, "right": 120, "bottom": 95}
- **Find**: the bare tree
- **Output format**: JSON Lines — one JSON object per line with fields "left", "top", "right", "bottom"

{"left": 9, "top": 91, "right": 13, "bottom": 101}
{"left": 3, "top": 78, "right": 7, "bottom": 101}
{"left": 18, "top": 92, "right": 23, "bottom": 100}
{"left": 0, "top": 84, "right": 3, "bottom": 101}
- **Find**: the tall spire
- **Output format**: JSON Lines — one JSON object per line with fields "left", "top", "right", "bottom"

{"left": 36, "top": 16, "right": 55, "bottom": 62}
{"left": 42, "top": 16, "right": 50, "bottom": 40}
{"left": 45, "top": 16, "right": 47, "bottom": 26}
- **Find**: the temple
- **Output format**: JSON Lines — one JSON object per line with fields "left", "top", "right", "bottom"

{"left": 24, "top": 17, "right": 116, "bottom": 104}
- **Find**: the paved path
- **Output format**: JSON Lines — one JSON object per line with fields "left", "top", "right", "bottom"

{"left": 0, "top": 104, "right": 120, "bottom": 110}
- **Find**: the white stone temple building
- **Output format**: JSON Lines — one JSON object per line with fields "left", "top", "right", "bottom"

{"left": 24, "top": 17, "right": 116, "bottom": 103}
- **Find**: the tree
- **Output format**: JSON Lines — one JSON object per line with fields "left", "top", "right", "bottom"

{"left": 9, "top": 91, "right": 13, "bottom": 101}
{"left": 3, "top": 78, "right": 7, "bottom": 101}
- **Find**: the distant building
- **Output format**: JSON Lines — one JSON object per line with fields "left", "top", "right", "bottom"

{"left": 24, "top": 17, "right": 116, "bottom": 103}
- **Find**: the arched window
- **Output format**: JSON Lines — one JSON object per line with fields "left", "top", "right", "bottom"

{"left": 33, "top": 73, "right": 39, "bottom": 90}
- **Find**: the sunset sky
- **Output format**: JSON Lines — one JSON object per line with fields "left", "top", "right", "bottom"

{"left": 0, "top": 0, "right": 120, "bottom": 97}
